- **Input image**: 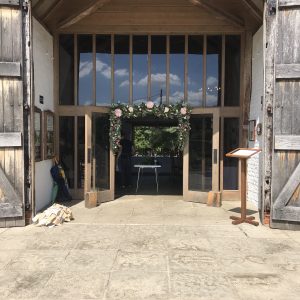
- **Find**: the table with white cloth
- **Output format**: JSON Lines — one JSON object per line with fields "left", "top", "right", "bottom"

{"left": 134, "top": 164, "right": 162, "bottom": 193}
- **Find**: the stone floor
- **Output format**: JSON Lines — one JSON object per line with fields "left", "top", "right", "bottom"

{"left": 0, "top": 195, "right": 300, "bottom": 300}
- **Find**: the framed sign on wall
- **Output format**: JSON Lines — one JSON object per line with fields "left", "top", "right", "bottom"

{"left": 34, "top": 107, "right": 42, "bottom": 161}
{"left": 44, "top": 110, "right": 55, "bottom": 159}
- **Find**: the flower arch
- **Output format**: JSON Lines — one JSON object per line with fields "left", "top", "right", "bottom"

{"left": 109, "top": 102, "right": 191, "bottom": 154}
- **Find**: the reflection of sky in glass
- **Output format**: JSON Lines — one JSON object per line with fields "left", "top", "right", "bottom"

{"left": 169, "top": 36, "right": 185, "bottom": 104}
{"left": 151, "top": 36, "right": 166, "bottom": 104}
{"left": 114, "top": 35, "right": 129, "bottom": 104}
{"left": 188, "top": 36, "right": 203, "bottom": 107}
{"left": 96, "top": 35, "right": 111, "bottom": 106}
{"left": 133, "top": 36, "right": 148, "bottom": 104}
{"left": 78, "top": 35, "right": 93, "bottom": 106}
{"left": 206, "top": 36, "right": 221, "bottom": 107}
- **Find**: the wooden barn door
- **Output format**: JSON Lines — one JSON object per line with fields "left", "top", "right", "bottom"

{"left": 270, "top": 1, "right": 300, "bottom": 227}
{"left": 0, "top": 1, "right": 26, "bottom": 227}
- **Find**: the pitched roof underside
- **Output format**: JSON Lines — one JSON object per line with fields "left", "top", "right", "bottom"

{"left": 32, "top": 0, "right": 264, "bottom": 34}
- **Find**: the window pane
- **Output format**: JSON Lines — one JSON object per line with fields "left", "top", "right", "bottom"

{"left": 96, "top": 35, "right": 112, "bottom": 106}
{"left": 188, "top": 36, "right": 203, "bottom": 107}
{"left": 206, "top": 36, "right": 222, "bottom": 107}
{"left": 114, "top": 35, "right": 130, "bottom": 104}
{"left": 223, "top": 118, "right": 239, "bottom": 190}
{"left": 189, "top": 116, "right": 212, "bottom": 191}
{"left": 78, "top": 35, "right": 93, "bottom": 106}
{"left": 59, "top": 35, "right": 74, "bottom": 105}
{"left": 169, "top": 35, "right": 185, "bottom": 104}
{"left": 59, "top": 117, "right": 74, "bottom": 188}
{"left": 225, "top": 35, "right": 241, "bottom": 106}
{"left": 133, "top": 35, "right": 148, "bottom": 104}
{"left": 151, "top": 36, "right": 166, "bottom": 104}
{"left": 92, "top": 114, "right": 110, "bottom": 190}
{"left": 77, "top": 117, "right": 85, "bottom": 189}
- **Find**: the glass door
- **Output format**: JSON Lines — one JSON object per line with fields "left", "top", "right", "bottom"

{"left": 183, "top": 114, "right": 219, "bottom": 202}
{"left": 85, "top": 113, "right": 114, "bottom": 203}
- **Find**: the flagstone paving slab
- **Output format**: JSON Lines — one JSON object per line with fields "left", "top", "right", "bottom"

{"left": 1, "top": 196, "right": 300, "bottom": 300}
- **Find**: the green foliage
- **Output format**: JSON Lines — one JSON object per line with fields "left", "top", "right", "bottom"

{"left": 134, "top": 126, "right": 179, "bottom": 156}
{"left": 109, "top": 102, "right": 191, "bottom": 154}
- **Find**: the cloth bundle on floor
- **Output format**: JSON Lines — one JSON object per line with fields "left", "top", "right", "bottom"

{"left": 32, "top": 204, "right": 74, "bottom": 227}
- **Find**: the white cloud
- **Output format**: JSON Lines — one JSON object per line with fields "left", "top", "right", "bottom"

{"left": 207, "top": 76, "right": 218, "bottom": 87}
{"left": 169, "top": 74, "right": 182, "bottom": 86}
{"left": 96, "top": 58, "right": 111, "bottom": 79}
{"left": 119, "top": 80, "right": 129, "bottom": 88}
{"left": 115, "top": 68, "right": 129, "bottom": 77}
{"left": 79, "top": 61, "right": 93, "bottom": 79}
{"left": 169, "top": 91, "right": 184, "bottom": 103}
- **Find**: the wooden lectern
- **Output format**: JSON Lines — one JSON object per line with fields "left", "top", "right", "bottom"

{"left": 226, "top": 148, "right": 262, "bottom": 226}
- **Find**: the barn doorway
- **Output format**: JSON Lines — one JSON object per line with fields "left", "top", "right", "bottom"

{"left": 115, "top": 118, "right": 183, "bottom": 197}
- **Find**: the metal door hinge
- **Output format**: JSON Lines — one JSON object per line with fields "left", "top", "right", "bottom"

{"left": 267, "top": 0, "right": 276, "bottom": 15}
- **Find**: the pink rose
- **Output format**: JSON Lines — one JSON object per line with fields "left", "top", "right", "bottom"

{"left": 146, "top": 101, "right": 154, "bottom": 109}
{"left": 114, "top": 108, "right": 122, "bottom": 118}
{"left": 180, "top": 107, "right": 187, "bottom": 115}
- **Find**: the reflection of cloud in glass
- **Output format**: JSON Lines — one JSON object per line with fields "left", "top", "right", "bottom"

{"left": 169, "top": 91, "right": 184, "bottom": 103}
{"left": 96, "top": 58, "right": 111, "bottom": 79}
{"left": 207, "top": 76, "right": 218, "bottom": 87}
{"left": 79, "top": 61, "right": 92, "bottom": 78}
{"left": 120, "top": 80, "right": 129, "bottom": 88}
{"left": 80, "top": 58, "right": 112, "bottom": 79}
{"left": 115, "top": 68, "right": 129, "bottom": 77}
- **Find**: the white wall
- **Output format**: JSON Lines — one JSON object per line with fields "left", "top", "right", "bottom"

{"left": 33, "top": 18, "right": 54, "bottom": 212}
{"left": 247, "top": 26, "right": 264, "bottom": 209}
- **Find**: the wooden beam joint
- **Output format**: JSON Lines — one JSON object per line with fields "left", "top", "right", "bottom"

{"left": 189, "top": 0, "right": 244, "bottom": 28}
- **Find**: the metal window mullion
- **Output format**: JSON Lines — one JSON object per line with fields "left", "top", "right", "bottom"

{"left": 184, "top": 35, "right": 188, "bottom": 103}
{"left": 74, "top": 34, "right": 78, "bottom": 106}
{"left": 203, "top": 35, "right": 207, "bottom": 108}
{"left": 221, "top": 34, "right": 225, "bottom": 108}
{"left": 148, "top": 35, "right": 151, "bottom": 101}
{"left": 111, "top": 34, "right": 114, "bottom": 104}
{"left": 166, "top": 35, "right": 170, "bottom": 105}
{"left": 93, "top": 34, "right": 96, "bottom": 106}
{"left": 129, "top": 35, "right": 133, "bottom": 105}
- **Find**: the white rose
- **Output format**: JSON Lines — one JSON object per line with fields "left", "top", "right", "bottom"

{"left": 164, "top": 107, "right": 169, "bottom": 113}
{"left": 128, "top": 106, "right": 134, "bottom": 113}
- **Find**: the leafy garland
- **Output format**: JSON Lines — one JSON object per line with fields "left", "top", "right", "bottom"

{"left": 109, "top": 101, "right": 191, "bottom": 154}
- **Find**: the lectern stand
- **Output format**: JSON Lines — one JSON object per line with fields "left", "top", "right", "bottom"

{"left": 226, "top": 148, "right": 262, "bottom": 226}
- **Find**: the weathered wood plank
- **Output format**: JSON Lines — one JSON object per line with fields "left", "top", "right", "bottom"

{"left": 276, "top": 64, "right": 300, "bottom": 79}
{"left": 0, "top": 132, "right": 22, "bottom": 147}
{"left": 279, "top": 0, "right": 300, "bottom": 8}
{"left": 0, "top": 0, "right": 19, "bottom": 6}
{"left": 275, "top": 135, "right": 300, "bottom": 150}
{"left": 0, "top": 62, "right": 21, "bottom": 77}
{"left": 1, "top": 7, "right": 12, "bottom": 62}
{"left": 11, "top": 7, "right": 21, "bottom": 62}
{"left": 0, "top": 166, "right": 22, "bottom": 217}
{"left": 272, "top": 206, "right": 300, "bottom": 222}
{"left": 273, "top": 161, "right": 300, "bottom": 208}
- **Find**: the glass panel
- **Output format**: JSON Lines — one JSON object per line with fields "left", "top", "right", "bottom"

{"left": 59, "top": 117, "right": 74, "bottom": 188}
{"left": 59, "top": 35, "right": 74, "bottom": 105}
{"left": 77, "top": 117, "right": 85, "bottom": 189}
{"left": 169, "top": 35, "right": 185, "bottom": 104}
{"left": 114, "top": 35, "right": 130, "bottom": 104}
{"left": 92, "top": 114, "right": 110, "bottom": 190}
{"left": 78, "top": 35, "right": 93, "bottom": 106}
{"left": 206, "top": 36, "right": 222, "bottom": 107}
{"left": 133, "top": 35, "right": 148, "bottom": 104}
{"left": 96, "top": 35, "right": 112, "bottom": 106}
{"left": 189, "top": 116, "right": 212, "bottom": 191}
{"left": 223, "top": 118, "right": 239, "bottom": 190}
{"left": 151, "top": 36, "right": 166, "bottom": 104}
{"left": 225, "top": 35, "right": 241, "bottom": 106}
{"left": 188, "top": 36, "right": 203, "bottom": 107}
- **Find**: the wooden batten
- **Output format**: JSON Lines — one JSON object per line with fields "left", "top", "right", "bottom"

{"left": 0, "top": 132, "right": 22, "bottom": 147}
{"left": 0, "top": 0, "right": 19, "bottom": 6}
{"left": 0, "top": 62, "right": 21, "bottom": 77}
{"left": 278, "top": 0, "right": 300, "bottom": 8}
{"left": 276, "top": 64, "right": 300, "bottom": 79}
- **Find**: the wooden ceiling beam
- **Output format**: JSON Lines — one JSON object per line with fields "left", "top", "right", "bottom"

{"left": 189, "top": 0, "right": 244, "bottom": 28}
{"left": 58, "top": 0, "right": 111, "bottom": 29}
{"left": 241, "top": 0, "right": 263, "bottom": 22}
{"left": 41, "top": 0, "right": 65, "bottom": 22}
